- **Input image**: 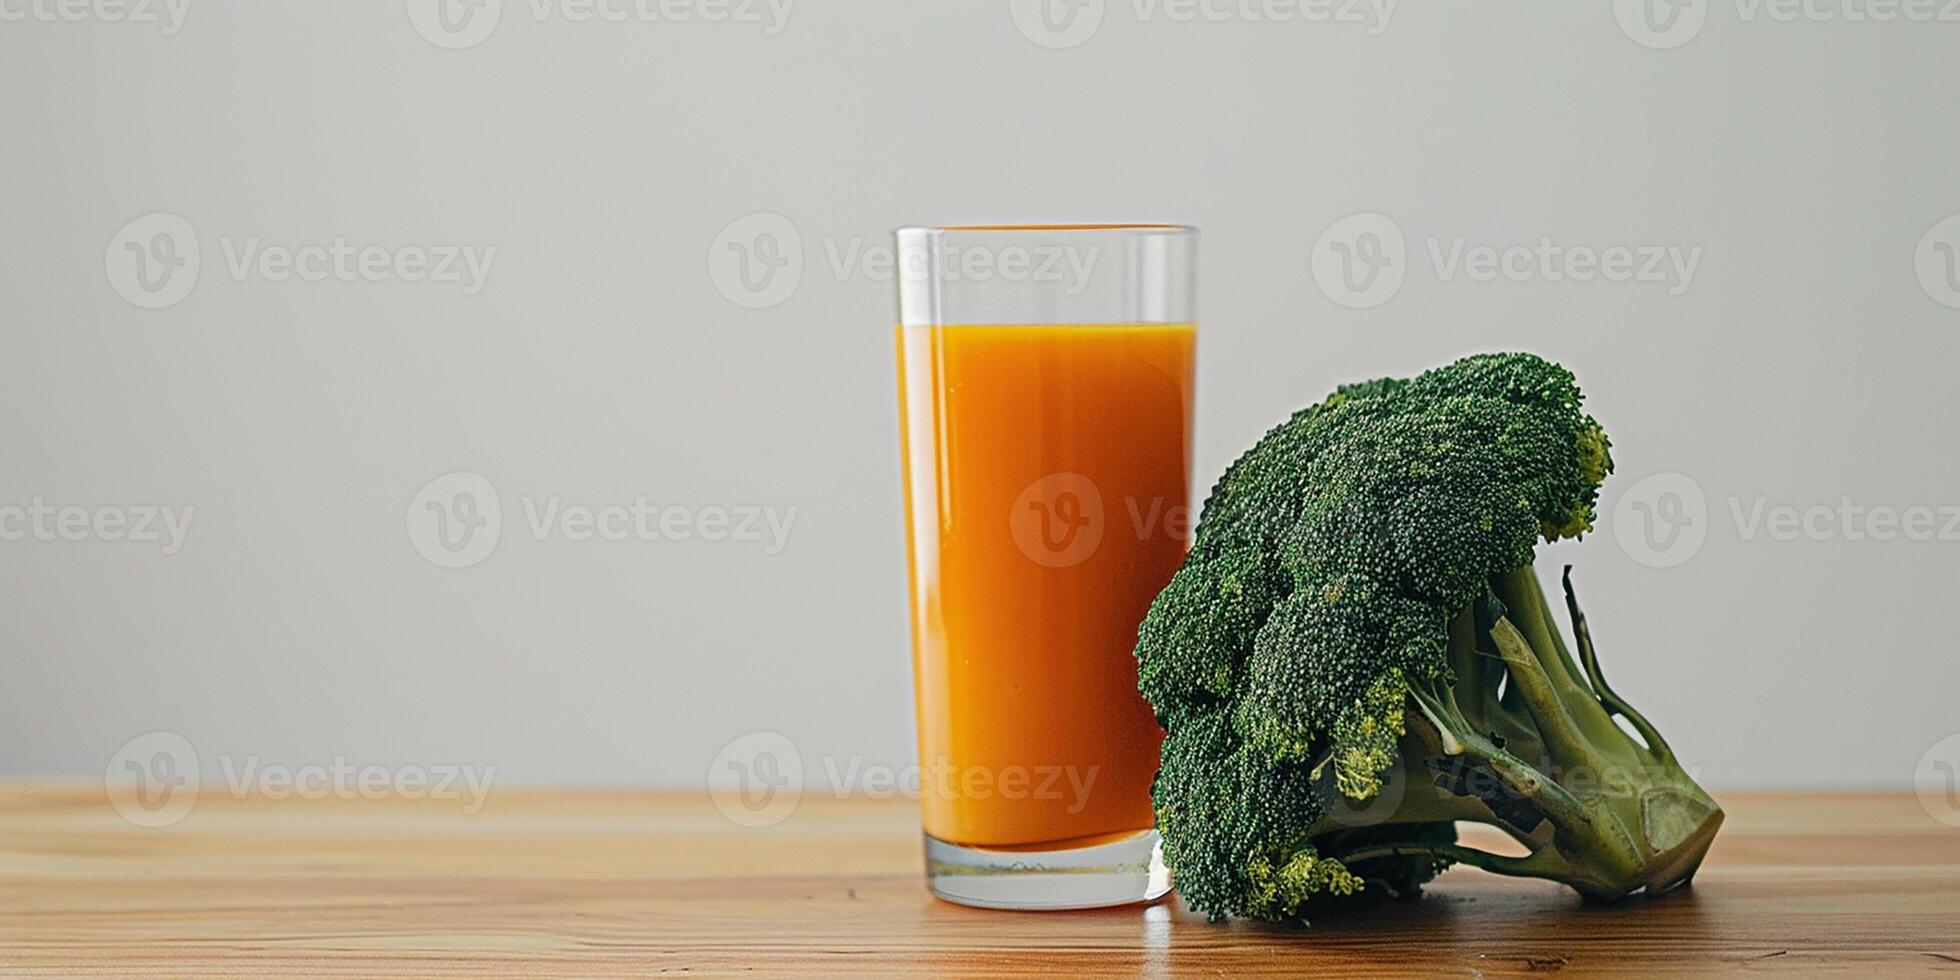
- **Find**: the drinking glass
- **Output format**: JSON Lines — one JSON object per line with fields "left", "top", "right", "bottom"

{"left": 893, "top": 225, "right": 1197, "bottom": 909}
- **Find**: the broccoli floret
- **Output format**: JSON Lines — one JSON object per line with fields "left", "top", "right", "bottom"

{"left": 1138, "top": 352, "right": 1723, "bottom": 924}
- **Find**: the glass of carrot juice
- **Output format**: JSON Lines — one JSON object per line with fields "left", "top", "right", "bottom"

{"left": 894, "top": 225, "right": 1196, "bottom": 909}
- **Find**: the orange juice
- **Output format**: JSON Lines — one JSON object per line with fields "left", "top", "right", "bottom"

{"left": 896, "top": 322, "right": 1196, "bottom": 848}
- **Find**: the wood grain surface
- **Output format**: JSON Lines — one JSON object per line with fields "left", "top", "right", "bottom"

{"left": 1, "top": 785, "right": 1956, "bottom": 977}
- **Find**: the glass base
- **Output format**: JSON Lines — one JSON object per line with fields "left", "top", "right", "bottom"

{"left": 923, "top": 828, "right": 1172, "bottom": 910}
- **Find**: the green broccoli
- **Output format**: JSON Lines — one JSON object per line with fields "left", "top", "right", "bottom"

{"left": 1136, "top": 352, "right": 1722, "bottom": 923}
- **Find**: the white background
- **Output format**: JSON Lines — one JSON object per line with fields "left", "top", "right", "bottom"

{"left": 2, "top": 1, "right": 1956, "bottom": 790}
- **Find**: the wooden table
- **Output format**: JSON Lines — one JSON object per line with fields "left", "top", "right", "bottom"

{"left": 1, "top": 785, "right": 1956, "bottom": 976}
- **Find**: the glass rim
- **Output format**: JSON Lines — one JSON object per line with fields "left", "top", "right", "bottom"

{"left": 895, "top": 223, "right": 1197, "bottom": 236}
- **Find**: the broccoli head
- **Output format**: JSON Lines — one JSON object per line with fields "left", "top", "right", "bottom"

{"left": 1136, "top": 352, "right": 1722, "bottom": 923}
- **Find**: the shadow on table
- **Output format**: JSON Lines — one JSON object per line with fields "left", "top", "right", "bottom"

{"left": 905, "top": 871, "right": 1723, "bottom": 976}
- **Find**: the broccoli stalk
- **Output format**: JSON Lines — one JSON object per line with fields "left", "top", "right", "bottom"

{"left": 1135, "top": 352, "right": 1723, "bottom": 923}
{"left": 1338, "top": 565, "right": 1721, "bottom": 901}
